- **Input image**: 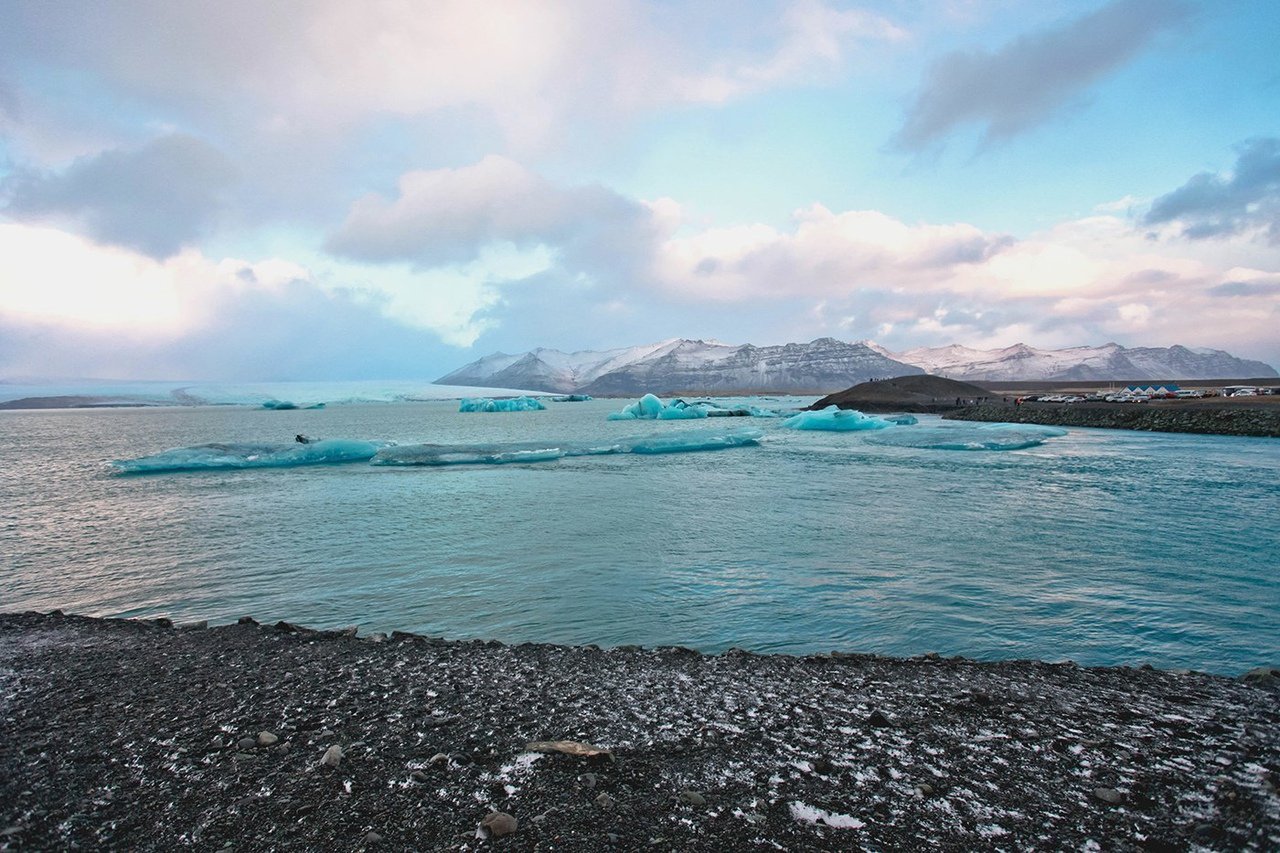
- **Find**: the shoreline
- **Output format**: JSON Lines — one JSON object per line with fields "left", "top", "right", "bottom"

{"left": 2, "top": 611, "right": 1276, "bottom": 850}
{"left": 945, "top": 402, "right": 1280, "bottom": 437}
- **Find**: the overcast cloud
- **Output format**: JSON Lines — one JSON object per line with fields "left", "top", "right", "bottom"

{"left": 895, "top": 0, "right": 1190, "bottom": 150}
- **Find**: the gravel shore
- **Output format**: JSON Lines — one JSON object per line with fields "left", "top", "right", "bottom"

{"left": 1, "top": 612, "right": 1276, "bottom": 851}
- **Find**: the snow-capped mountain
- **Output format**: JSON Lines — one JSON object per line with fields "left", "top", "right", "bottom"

{"left": 892, "top": 342, "right": 1277, "bottom": 381}
{"left": 437, "top": 338, "right": 921, "bottom": 394}
{"left": 439, "top": 338, "right": 1277, "bottom": 394}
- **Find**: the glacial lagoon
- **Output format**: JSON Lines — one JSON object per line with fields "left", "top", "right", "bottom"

{"left": 2, "top": 395, "right": 1277, "bottom": 674}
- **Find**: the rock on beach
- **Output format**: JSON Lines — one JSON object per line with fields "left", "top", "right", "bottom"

{"left": 0, "top": 611, "right": 1276, "bottom": 851}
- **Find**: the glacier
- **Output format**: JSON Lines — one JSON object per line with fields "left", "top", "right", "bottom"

{"left": 459, "top": 396, "right": 547, "bottom": 412}
{"left": 111, "top": 439, "right": 385, "bottom": 473}
{"left": 782, "top": 407, "right": 895, "bottom": 431}
{"left": 371, "top": 428, "right": 764, "bottom": 466}
{"left": 866, "top": 423, "right": 1068, "bottom": 451}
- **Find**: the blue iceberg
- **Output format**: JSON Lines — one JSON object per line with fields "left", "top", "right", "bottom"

{"left": 459, "top": 396, "right": 547, "bottom": 412}
{"left": 881, "top": 413, "right": 918, "bottom": 425}
{"left": 111, "top": 439, "right": 385, "bottom": 473}
{"left": 866, "top": 423, "right": 1068, "bottom": 451}
{"left": 782, "top": 406, "right": 895, "bottom": 431}
{"left": 261, "top": 399, "right": 299, "bottom": 410}
{"left": 607, "top": 393, "right": 668, "bottom": 420}
{"left": 372, "top": 428, "right": 764, "bottom": 466}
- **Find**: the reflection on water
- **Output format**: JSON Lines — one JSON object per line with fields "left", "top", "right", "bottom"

{"left": 1, "top": 399, "right": 1277, "bottom": 674}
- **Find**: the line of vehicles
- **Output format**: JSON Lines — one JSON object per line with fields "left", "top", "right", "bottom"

{"left": 1018, "top": 387, "right": 1273, "bottom": 404}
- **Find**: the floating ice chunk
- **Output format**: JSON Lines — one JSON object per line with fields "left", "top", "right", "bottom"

{"left": 882, "top": 413, "right": 918, "bottom": 425}
{"left": 371, "top": 428, "right": 763, "bottom": 466}
{"left": 788, "top": 801, "right": 865, "bottom": 829}
{"left": 372, "top": 442, "right": 577, "bottom": 466}
{"left": 550, "top": 394, "right": 593, "bottom": 402}
{"left": 866, "top": 422, "right": 1067, "bottom": 451}
{"left": 111, "top": 439, "right": 384, "bottom": 473}
{"left": 608, "top": 393, "right": 668, "bottom": 420}
{"left": 621, "top": 428, "right": 763, "bottom": 454}
{"left": 657, "top": 400, "right": 709, "bottom": 420}
{"left": 459, "top": 396, "right": 547, "bottom": 412}
{"left": 782, "top": 406, "right": 894, "bottom": 431}
{"left": 261, "top": 399, "right": 299, "bottom": 410}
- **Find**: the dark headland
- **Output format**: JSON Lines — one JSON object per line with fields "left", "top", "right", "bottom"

{"left": 809, "top": 375, "right": 998, "bottom": 413}
{"left": 811, "top": 375, "right": 1280, "bottom": 436}
{"left": 2, "top": 612, "right": 1277, "bottom": 850}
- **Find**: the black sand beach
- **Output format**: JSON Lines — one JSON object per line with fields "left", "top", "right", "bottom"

{"left": 1, "top": 612, "right": 1277, "bottom": 850}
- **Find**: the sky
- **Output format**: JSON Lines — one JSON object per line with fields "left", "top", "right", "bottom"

{"left": 0, "top": 0, "right": 1277, "bottom": 381}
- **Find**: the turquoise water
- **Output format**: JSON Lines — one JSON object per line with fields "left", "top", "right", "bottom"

{"left": 2, "top": 399, "right": 1277, "bottom": 674}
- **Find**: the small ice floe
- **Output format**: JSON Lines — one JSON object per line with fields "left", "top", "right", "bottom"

{"left": 788, "top": 800, "right": 865, "bottom": 829}
{"left": 459, "top": 396, "right": 546, "bottom": 412}
{"left": 866, "top": 422, "right": 1068, "bottom": 451}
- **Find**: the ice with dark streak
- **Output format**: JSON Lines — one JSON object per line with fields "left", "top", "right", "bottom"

{"left": 111, "top": 439, "right": 386, "bottom": 473}
{"left": 458, "top": 396, "right": 547, "bottom": 412}
{"left": 866, "top": 422, "right": 1069, "bottom": 451}
{"left": 371, "top": 428, "right": 765, "bottom": 466}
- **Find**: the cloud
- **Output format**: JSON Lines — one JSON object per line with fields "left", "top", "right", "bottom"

{"left": 2, "top": 134, "right": 237, "bottom": 257}
{"left": 0, "top": 222, "right": 466, "bottom": 380}
{"left": 652, "top": 205, "right": 1014, "bottom": 300}
{"left": 1143, "top": 137, "right": 1280, "bottom": 242}
{"left": 0, "top": 1, "right": 902, "bottom": 152}
{"left": 325, "top": 156, "right": 655, "bottom": 267}
{"left": 895, "top": 0, "right": 1190, "bottom": 150}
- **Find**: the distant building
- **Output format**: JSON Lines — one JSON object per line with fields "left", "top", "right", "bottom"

{"left": 1124, "top": 383, "right": 1180, "bottom": 396}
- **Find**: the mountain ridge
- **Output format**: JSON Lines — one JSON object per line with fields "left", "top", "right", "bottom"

{"left": 437, "top": 339, "right": 1278, "bottom": 394}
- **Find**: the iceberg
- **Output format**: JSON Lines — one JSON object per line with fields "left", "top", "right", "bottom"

{"left": 782, "top": 406, "right": 895, "bottom": 431}
{"left": 607, "top": 393, "right": 668, "bottom": 420}
{"left": 866, "top": 423, "right": 1068, "bottom": 451}
{"left": 261, "top": 399, "right": 299, "bottom": 410}
{"left": 881, "top": 413, "right": 918, "bottom": 425}
{"left": 372, "top": 428, "right": 764, "bottom": 466}
{"left": 111, "top": 439, "right": 385, "bottom": 473}
{"left": 550, "top": 394, "right": 593, "bottom": 402}
{"left": 459, "top": 396, "right": 547, "bottom": 412}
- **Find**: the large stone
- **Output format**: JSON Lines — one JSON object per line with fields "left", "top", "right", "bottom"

{"left": 481, "top": 812, "right": 517, "bottom": 838}
{"left": 321, "top": 745, "right": 344, "bottom": 767}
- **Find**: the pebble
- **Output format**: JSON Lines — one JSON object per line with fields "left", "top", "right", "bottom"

{"left": 410, "top": 770, "right": 429, "bottom": 783}
{"left": 481, "top": 812, "right": 518, "bottom": 838}
{"left": 678, "top": 790, "right": 706, "bottom": 806}
{"left": 429, "top": 752, "right": 449, "bottom": 766}
{"left": 580, "top": 772, "right": 598, "bottom": 789}
{"left": 867, "top": 709, "right": 892, "bottom": 727}
{"left": 321, "top": 745, "right": 344, "bottom": 767}
{"left": 236, "top": 737, "right": 257, "bottom": 751}
{"left": 1093, "top": 787, "right": 1123, "bottom": 805}
{"left": 257, "top": 731, "right": 279, "bottom": 746}
{"left": 595, "top": 793, "right": 615, "bottom": 809}
{"left": 916, "top": 783, "right": 935, "bottom": 797}
{"left": 364, "top": 831, "right": 382, "bottom": 843}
